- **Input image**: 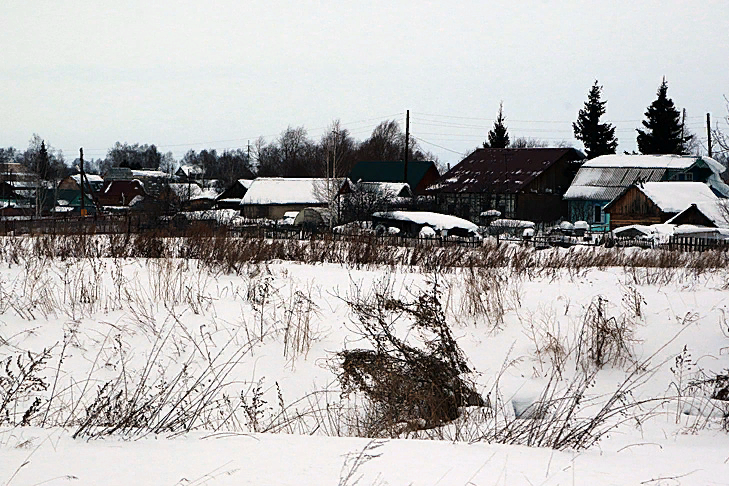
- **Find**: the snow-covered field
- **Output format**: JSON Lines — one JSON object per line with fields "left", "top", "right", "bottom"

{"left": 1, "top": 237, "right": 729, "bottom": 485}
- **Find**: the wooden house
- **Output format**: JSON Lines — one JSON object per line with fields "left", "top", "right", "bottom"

{"left": 58, "top": 174, "right": 105, "bottom": 193}
{"left": 175, "top": 165, "right": 204, "bottom": 182}
{"left": 603, "top": 182, "right": 719, "bottom": 230}
{"left": 216, "top": 179, "right": 255, "bottom": 209}
{"left": 240, "top": 178, "right": 353, "bottom": 220}
{"left": 96, "top": 180, "right": 147, "bottom": 208}
{"left": 666, "top": 200, "right": 729, "bottom": 228}
{"left": 348, "top": 160, "right": 439, "bottom": 195}
{"left": 425, "top": 148, "right": 584, "bottom": 223}
{"left": 564, "top": 155, "right": 728, "bottom": 226}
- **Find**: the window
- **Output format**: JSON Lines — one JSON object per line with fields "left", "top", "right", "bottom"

{"left": 593, "top": 204, "right": 602, "bottom": 223}
{"left": 686, "top": 173, "right": 693, "bottom": 181}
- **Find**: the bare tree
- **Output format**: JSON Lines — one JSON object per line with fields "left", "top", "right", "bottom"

{"left": 711, "top": 96, "right": 729, "bottom": 169}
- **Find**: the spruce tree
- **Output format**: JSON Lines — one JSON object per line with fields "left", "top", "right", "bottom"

{"left": 573, "top": 81, "right": 618, "bottom": 159}
{"left": 37, "top": 141, "right": 51, "bottom": 180}
{"left": 636, "top": 78, "right": 694, "bottom": 155}
{"left": 484, "top": 102, "right": 510, "bottom": 149}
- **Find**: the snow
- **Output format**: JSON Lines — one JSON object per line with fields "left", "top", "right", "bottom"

{"left": 131, "top": 170, "right": 169, "bottom": 178}
{"left": 357, "top": 181, "right": 412, "bottom": 197}
{"left": 168, "top": 183, "right": 219, "bottom": 200}
{"left": 584, "top": 154, "right": 718, "bottom": 170}
{"left": 480, "top": 209, "right": 502, "bottom": 218}
{"left": 177, "top": 208, "right": 242, "bottom": 223}
{"left": 418, "top": 225, "right": 436, "bottom": 237}
{"left": 70, "top": 174, "right": 103, "bottom": 183}
{"left": 1, "top": 242, "right": 729, "bottom": 484}
{"left": 372, "top": 210, "right": 479, "bottom": 232}
{"left": 638, "top": 181, "right": 718, "bottom": 213}
{"left": 667, "top": 200, "right": 729, "bottom": 228}
{"left": 490, "top": 218, "right": 535, "bottom": 229}
{"left": 241, "top": 178, "right": 347, "bottom": 205}
{"left": 574, "top": 220, "right": 589, "bottom": 230}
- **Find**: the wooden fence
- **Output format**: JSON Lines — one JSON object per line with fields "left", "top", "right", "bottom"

{"left": 662, "top": 236, "right": 729, "bottom": 252}
{"left": 3, "top": 216, "right": 728, "bottom": 253}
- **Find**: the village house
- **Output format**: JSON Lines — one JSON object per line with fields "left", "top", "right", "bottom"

{"left": 58, "top": 174, "right": 105, "bottom": 194}
{"left": 240, "top": 177, "right": 353, "bottom": 220}
{"left": 666, "top": 200, "right": 729, "bottom": 228}
{"left": 348, "top": 160, "right": 439, "bottom": 195}
{"left": 167, "top": 182, "right": 221, "bottom": 211}
{"left": 216, "top": 179, "right": 255, "bottom": 209}
{"left": 96, "top": 180, "right": 147, "bottom": 209}
{"left": 564, "top": 154, "right": 728, "bottom": 227}
{"left": 603, "top": 181, "right": 719, "bottom": 230}
{"left": 425, "top": 148, "right": 584, "bottom": 223}
{"left": 103, "top": 167, "right": 170, "bottom": 197}
{"left": 175, "top": 164, "right": 204, "bottom": 182}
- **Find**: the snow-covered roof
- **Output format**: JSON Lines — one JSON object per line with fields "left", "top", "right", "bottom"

{"left": 241, "top": 178, "right": 350, "bottom": 206}
{"left": 177, "top": 165, "right": 204, "bottom": 177}
{"left": 490, "top": 219, "right": 536, "bottom": 229}
{"left": 357, "top": 182, "right": 412, "bottom": 198}
{"left": 131, "top": 169, "right": 169, "bottom": 178}
{"left": 71, "top": 174, "right": 104, "bottom": 183}
{"left": 666, "top": 200, "right": 729, "bottom": 229}
{"left": 564, "top": 155, "right": 726, "bottom": 202}
{"left": 584, "top": 154, "right": 693, "bottom": 169}
{"left": 238, "top": 179, "right": 255, "bottom": 189}
{"left": 636, "top": 182, "right": 718, "bottom": 213}
{"left": 168, "top": 183, "right": 219, "bottom": 200}
{"left": 673, "top": 226, "right": 729, "bottom": 238}
{"left": 372, "top": 211, "right": 478, "bottom": 232}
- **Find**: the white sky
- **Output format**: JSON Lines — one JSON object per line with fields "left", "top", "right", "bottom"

{"left": 1, "top": 0, "right": 727, "bottom": 166}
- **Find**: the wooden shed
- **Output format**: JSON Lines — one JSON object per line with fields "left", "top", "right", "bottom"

{"left": 604, "top": 182, "right": 719, "bottom": 230}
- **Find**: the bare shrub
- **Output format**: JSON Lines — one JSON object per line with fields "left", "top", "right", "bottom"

{"left": 576, "top": 296, "right": 637, "bottom": 370}
{"left": 459, "top": 267, "right": 508, "bottom": 330}
{"left": 282, "top": 283, "right": 322, "bottom": 363}
{"left": 73, "top": 326, "right": 254, "bottom": 439}
{"left": 334, "top": 277, "right": 484, "bottom": 436}
{"left": 522, "top": 306, "right": 569, "bottom": 378}
{"left": 0, "top": 349, "right": 51, "bottom": 426}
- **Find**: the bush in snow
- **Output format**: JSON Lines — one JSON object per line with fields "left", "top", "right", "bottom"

{"left": 335, "top": 277, "right": 483, "bottom": 436}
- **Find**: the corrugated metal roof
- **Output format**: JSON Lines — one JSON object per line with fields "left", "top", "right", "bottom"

{"left": 564, "top": 167, "right": 666, "bottom": 201}
{"left": 426, "top": 148, "right": 583, "bottom": 194}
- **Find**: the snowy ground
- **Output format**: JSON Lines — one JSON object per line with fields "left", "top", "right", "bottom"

{"left": 1, "top": 241, "right": 729, "bottom": 484}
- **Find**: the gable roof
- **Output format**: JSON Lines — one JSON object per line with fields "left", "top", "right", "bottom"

{"left": 241, "top": 178, "right": 351, "bottom": 206}
{"left": 357, "top": 181, "right": 413, "bottom": 198}
{"left": 666, "top": 200, "right": 729, "bottom": 228}
{"left": 604, "top": 182, "right": 718, "bottom": 214}
{"left": 564, "top": 154, "right": 726, "bottom": 201}
{"left": 348, "top": 160, "right": 437, "bottom": 190}
{"left": 168, "top": 183, "right": 220, "bottom": 200}
{"left": 176, "top": 165, "right": 204, "bottom": 177}
{"left": 426, "top": 148, "right": 583, "bottom": 194}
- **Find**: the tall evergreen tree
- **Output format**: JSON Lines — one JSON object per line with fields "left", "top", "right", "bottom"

{"left": 37, "top": 141, "right": 51, "bottom": 180}
{"left": 573, "top": 81, "right": 618, "bottom": 159}
{"left": 484, "top": 102, "right": 510, "bottom": 149}
{"left": 636, "top": 78, "right": 694, "bottom": 155}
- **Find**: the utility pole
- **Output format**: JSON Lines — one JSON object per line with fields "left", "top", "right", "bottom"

{"left": 404, "top": 110, "right": 409, "bottom": 185}
{"left": 681, "top": 108, "right": 686, "bottom": 142}
{"left": 79, "top": 148, "right": 86, "bottom": 216}
{"left": 707, "top": 113, "right": 712, "bottom": 158}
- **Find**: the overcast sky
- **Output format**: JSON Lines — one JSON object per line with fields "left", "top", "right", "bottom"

{"left": 2, "top": 0, "right": 727, "bottom": 166}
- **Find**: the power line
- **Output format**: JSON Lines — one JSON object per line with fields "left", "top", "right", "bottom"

{"left": 412, "top": 136, "right": 464, "bottom": 155}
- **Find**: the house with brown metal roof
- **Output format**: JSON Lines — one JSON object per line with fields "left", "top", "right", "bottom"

{"left": 425, "top": 148, "right": 584, "bottom": 223}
